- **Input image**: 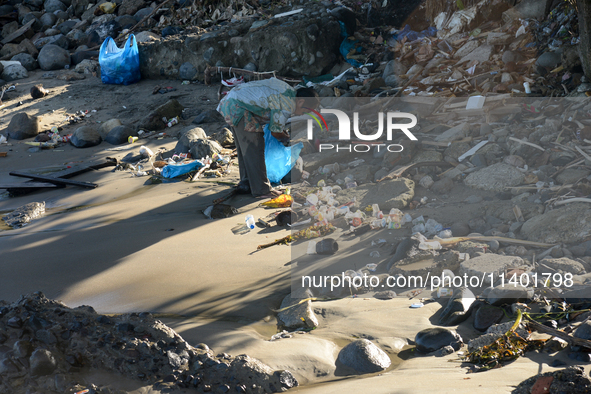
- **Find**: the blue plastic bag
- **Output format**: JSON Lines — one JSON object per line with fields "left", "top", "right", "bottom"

{"left": 161, "top": 160, "right": 203, "bottom": 178}
{"left": 99, "top": 35, "right": 141, "bottom": 85}
{"left": 264, "top": 124, "right": 303, "bottom": 183}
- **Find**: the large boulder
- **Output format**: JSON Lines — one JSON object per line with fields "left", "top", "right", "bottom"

{"left": 5, "top": 113, "right": 39, "bottom": 140}
{"left": 105, "top": 125, "right": 137, "bottom": 145}
{"left": 337, "top": 339, "right": 391, "bottom": 373}
{"left": 70, "top": 126, "right": 102, "bottom": 148}
{"left": 11, "top": 53, "right": 38, "bottom": 71}
{"left": 138, "top": 99, "right": 184, "bottom": 131}
{"left": 29, "top": 349, "right": 57, "bottom": 376}
{"left": 190, "top": 139, "right": 222, "bottom": 160}
{"left": 1, "top": 63, "right": 28, "bottom": 81}
{"left": 174, "top": 126, "right": 207, "bottom": 153}
{"left": 99, "top": 118, "right": 122, "bottom": 139}
{"left": 37, "top": 44, "right": 70, "bottom": 70}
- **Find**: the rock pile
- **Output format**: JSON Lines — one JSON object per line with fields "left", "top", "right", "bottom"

{"left": 0, "top": 292, "right": 297, "bottom": 394}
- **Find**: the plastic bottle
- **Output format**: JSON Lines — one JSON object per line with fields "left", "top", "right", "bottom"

{"left": 245, "top": 214, "right": 255, "bottom": 230}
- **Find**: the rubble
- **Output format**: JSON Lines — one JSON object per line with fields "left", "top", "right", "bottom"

{"left": 0, "top": 293, "right": 298, "bottom": 394}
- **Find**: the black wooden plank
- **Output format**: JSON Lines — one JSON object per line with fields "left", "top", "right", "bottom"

{"left": 0, "top": 182, "right": 62, "bottom": 189}
{"left": 9, "top": 171, "right": 98, "bottom": 189}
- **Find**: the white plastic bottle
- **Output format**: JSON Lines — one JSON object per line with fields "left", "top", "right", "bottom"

{"left": 245, "top": 214, "right": 255, "bottom": 230}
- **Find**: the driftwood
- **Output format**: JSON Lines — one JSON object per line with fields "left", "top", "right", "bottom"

{"left": 526, "top": 318, "right": 591, "bottom": 349}
{"left": 378, "top": 161, "right": 451, "bottom": 182}
{"left": 1, "top": 19, "right": 34, "bottom": 45}
{"left": 204, "top": 66, "right": 301, "bottom": 86}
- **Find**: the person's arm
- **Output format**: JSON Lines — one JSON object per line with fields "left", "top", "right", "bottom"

{"left": 268, "top": 109, "right": 290, "bottom": 140}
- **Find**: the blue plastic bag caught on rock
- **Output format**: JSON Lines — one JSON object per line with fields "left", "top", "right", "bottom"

{"left": 161, "top": 160, "right": 203, "bottom": 178}
{"left": 264, "top": 124, "right": 303, "bottom": 184}
{"left": 99, "top": 35, "right": 141, "bottom": 85}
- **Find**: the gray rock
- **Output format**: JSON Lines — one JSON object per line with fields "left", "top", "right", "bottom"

{"left": 39, "top": 12, "right": 58, "bottom": 29}
{"left": 374, "top": 290, "right": 397, "bottom": 300}
{"left": 521, "top": 203, "right": 591, "bottom": 244}
{"left": 431, "top": 177, "right": 454, "bottom": 194}
{"left": 30, "top": 349, "right": 57, "bottom": 376}
{"left": 134, "top": 6, "right": 154, "bottom": 21}
{"left": 473, "top": 304, "right": 504, "bottom": 331}
{"left": 190, "top": 139, "right": 222, "bottom": 160}
{"left": 486, "top": 284, "right": 533, "bottom": 306}
{"left": 556, "top": 168, "right": 590, "bottom": 185}
{"left": 382, "top": 59, "right": 407, "bottom": 79}
{"left": 460, "top": 254, "right": 525, "bottom": 286}
{"left": 11, "top": 53, "right": 38, "bottom": 71}
{"left": 13, "top": 340, "right": 33, "bottom": 358}
{"left": 58, "top": 20, "right": 78, "bottom": 35}
{"left": 451, "top": 222, "right": 470, "bottom": 237}
{"left": 0, "top": 359, "right": 19, "bottom": 374}
{"left": 574, "top": 321, "right": 591, "bottom": 340}
{"left": 277, "top": 293, "right": 318, "bottom": 329}
{"left": 468, "top": 322, "right": 529, "bottom": 352}
{"left": 138, "top": 99, "right": 184, "bottom": 131}
{"left": 105, "top": 125, "right": 137, "bottom": 145}
{"left": 44, "top": 0, "right": 66, "bottom": 12}
{"left": 34, "top": 34, "right": 71, "bottom": 50}
{"left": 5, "top": 113, "right": 39, "bottom": 140}
{"left": 536, "top": 51, "right": 562, "bottom": 69}
{"left": 66, "top": 29, "right": 88, "bottom": 47}
{"left": 244, "top": 62, "right": 257, "bottom": 72}
{"left": 70, "top": 126, "right": 102, "bottom": 148}
{"left": 464, "top": 163, "right": 525, "bottom": 191}
{"left": 502, "top": 50, "right": 525, "bottom": 64}
{"left": 538, "top": 257, "right": 586, "bottom": 275}
{"left": 22, "top": 13, "right": 42, "bottom": 31}
{"left": 37, "top": 44, "right": 70, "bottom": 70}
{"left": 1, "top": 63, "right": 28, "bottom": 81}
{"left": 116, "top": 15, "right": 138, "bottom": 29}
{"left": 179, "top": 62, "right": 197, "bottom": 80}
{"left": 212, "top": 127, "right": 234, "bottom": 147}
{"left": 415, "top": 328, "right": 462, "bottom": 353}
{"left": 192, "top": 109, "right": 223, "bottom": 125}
{"left": 99, "top": 118, "right": 122, "bottom": 138}
{"left": 337, "top": 339, "right": 391, "bottom": 373}
{"left": 465, "top": 195, "right": 483, "bottom": 204}
{"left": 174, "top": 126, "right": 207, "bottom": 153}
{"left": 434, "top": 122, "right": 470, "bottom": 142}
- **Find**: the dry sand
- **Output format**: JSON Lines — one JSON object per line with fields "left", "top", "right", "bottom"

{"left": 0, "top": 70, "right": 581, "bottom": 393}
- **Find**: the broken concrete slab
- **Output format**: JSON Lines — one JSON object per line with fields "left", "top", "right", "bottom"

{"left": 521, "top": 203, "right": 591, "bottom": 244}
{"left": 434, "top": 122, "right": 470, "bottom": 142}
{"left": 464, "top": 163, "right": 524, "bottom": 191}
{"left": 460, "top": 254, "right": 526, "bottom": 286}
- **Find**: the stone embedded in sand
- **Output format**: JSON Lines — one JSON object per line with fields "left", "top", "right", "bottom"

{"left": 138, "top": 99, "right": 184, "bottom": 131}
{"left": 192, "top": 109, "right": 224, "bottom": 125}
{"left": 105, "top": 125, "right": 137, "bottom": 145}
{"left": 460, "top": 254, "right": 525, "bottom": 286}
{"left": 30, "top": 84, "right": 48, "bottom": 99}
{"left": 174, "top": 126, "right": 208, "bottom": 153}
{"left": 190, "top": 139, "right": 222, "bottom": 161}
{"left": 5, "top": 113, "right": 40, "bottom": 140}
{"left": 277, "top": 294, "right": 318, "bottom": 330}
{"left": 337, "top": 339, "right": 391, "bottom": 373}
{"left": 99, "top": 118, "right": 123, "bottom": 139}
{"left": 414, "top": 327, "right": 462, "bottom": 353}
{"left": 438, "top": 287, "right": 475, "bottom": 326}
{"left": 70, "top": 126, "right": 102, "bottom": 148}
{"left": 556, "top": 168, "right": 591, "bottom": 185}
{"left": 464, "top": 163, "right": 525, "bottom": 191}
{"left": 521, "top": 203, "right": 591, "bottom": 244}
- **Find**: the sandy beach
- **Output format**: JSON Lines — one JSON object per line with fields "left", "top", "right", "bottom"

{"left": 1, "top": 69, "right": 589, "bottom": 394}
